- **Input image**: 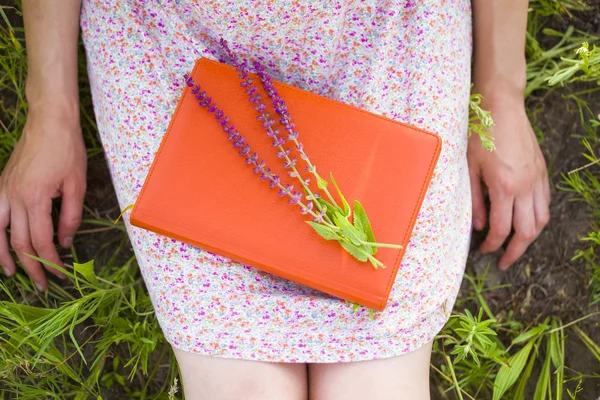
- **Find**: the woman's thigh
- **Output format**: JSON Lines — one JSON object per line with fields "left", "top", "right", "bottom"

{"left": 173, "top": 348, "right": 308, "bottom": 400}
{"left": 307, "top": 339, "right": 433, "bottom": 400}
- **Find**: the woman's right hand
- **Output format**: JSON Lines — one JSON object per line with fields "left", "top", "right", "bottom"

{"left": 0, "top": 110, "right": 87, "bottom": 291}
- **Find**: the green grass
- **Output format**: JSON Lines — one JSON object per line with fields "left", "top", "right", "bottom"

{"left": 1, "top": 1, "right": 600, "bottom": 399}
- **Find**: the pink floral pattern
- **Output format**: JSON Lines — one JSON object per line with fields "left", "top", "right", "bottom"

{"left": 80, "top": 0, "right": 473, "bottom": 363}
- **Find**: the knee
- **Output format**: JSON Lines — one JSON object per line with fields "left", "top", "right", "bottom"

{"left": 173, "top": 348, "right": 306, "bottom": 400}
{"left": 188, "top": 377, "right": 270, "bottom": 400}
{"left": 182, "top": 372, "right": 301, "bottom": 400}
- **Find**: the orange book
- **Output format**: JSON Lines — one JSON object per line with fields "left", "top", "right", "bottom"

{"left": 130, "top": 58, "right": 441, "bottom": 311}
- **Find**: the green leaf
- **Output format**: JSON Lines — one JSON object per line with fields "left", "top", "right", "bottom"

{"left": 549, "top": 327, "right": 563, "bottom": 369}
{"left": 492, "top": 341, "right": 535, "bottom": 400}
{"left": 0, "top": 303, "right": 52, "bottom": 321}
{"left": 317, "top": 175, "right": 329, "bottom": 189}
{"left": 319, "top": 198, "right": 342, "bottom": 220}
{"left": 512, "top": 339, "right": 538, "bottom": 400}
{"left": 306, "top": 221, "right": 339, "bottom": 241}
{"left": 115, "top": 374, "right": 125, "bottom": 386}
{"left": 353, "top": 200, "right": 376, "bottom": 254}
{"left": 74, "top": 260, "right": 99, "bottom": 285}
{"left": 334, "top": 212, "right": 366, "bottom": 246}
{"left": 330, "top": 173, "right": 350, "bottom": 217}
{"left": 511, "top": 323, "right": 549, "bottom": 345}
{"left": 340, "top": 240, "right": 369, "bottom": 262}
{"left": 534, "top": 340, "right": 552, "bottom": 400}
{"left": 549, "top": 319, "right": 565, "bottom": 398}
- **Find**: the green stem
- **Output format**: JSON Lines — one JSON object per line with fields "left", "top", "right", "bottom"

{"left": 368, "top": 255, "right": 384, "bottom": 268}
{"left": 359, "top": 240, "right": 403, "bottom": 249}
{"left": 253, "top": 158, "right": 337, "bottom": 230}
{"left": 315, "top": 170, "right": 341, "bottom": 208}
{"left": 445, "top": 355, "right": 465, "bottom": 400}
{"left": 292, "top": 137, "right": 341, "bottom": 208}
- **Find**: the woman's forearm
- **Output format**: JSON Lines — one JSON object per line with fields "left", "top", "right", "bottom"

{"left": 23, "top": 0, "right": 82, "bottom": 120}
{"left": 469, "top": 0, "right": 551, "bottom": 271}
{"left": 472, "top": 0, "right": 529, "bottom": 98}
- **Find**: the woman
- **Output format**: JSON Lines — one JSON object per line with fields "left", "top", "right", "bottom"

{"left": 0, "top": 0, "right": 550, "bottom": 398}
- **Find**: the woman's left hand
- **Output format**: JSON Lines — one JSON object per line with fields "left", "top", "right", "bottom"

{"left": 467, "top": 89, "right": 551, "bottom": 270}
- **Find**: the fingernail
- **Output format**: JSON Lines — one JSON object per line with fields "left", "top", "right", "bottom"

{"left": 2, "top": 266, "right": 10, "bottom": 276}
{"left": 64, "top": 236, "right": 73, "bottom": 247}
{"left": 473, "top": 219, "right": 482, "bottom": 230}
{"left": 35, "top": 282, "right": 46, "bottom": 292}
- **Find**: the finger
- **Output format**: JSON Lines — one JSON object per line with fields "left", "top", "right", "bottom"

{"left": 537, "top": 148, "right": 551, "bottom": 204}
{"left": 534, "top": 184, "right": 550, "bottom": 234}
{"left": 469, "top": 168, "right": 487, "bottom": 231}
{"left": 28, "top": 196, "right": 66, "bottom": 279}
{"left": 0, "top": 194, "right": 16, "bottom": 276}
{"left": 10, "top": 201, "right": 47, "bottom": 291}
{"left": 542, "top": 169, "right": 551, "bottom": 205}
{"left": 57, "top": 177, "right": 85, "bottom": 248}
{"left": 498, "top": 196, "right": 536, "bottom": 270}
{"left": 480, "top": 190, "right": 514, "bottom": 254}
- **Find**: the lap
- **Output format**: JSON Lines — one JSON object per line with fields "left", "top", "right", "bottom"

{"left": 82, "top": 0, "right": 471, "bottom": 365}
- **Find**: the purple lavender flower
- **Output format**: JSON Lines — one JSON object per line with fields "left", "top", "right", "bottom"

{"left": 269, "top": 174, "right": 280, "bottom": 189}
{"left": 271, "top": 136, "right": 286, "bottom": 147}
{"left": 283, "top": 157, "right": 297, "bottom": 169}
{"left": 277, "top": 185, "right": 290, "bottom": 197}
{"left": 245, "top": 152, "right": 258, "bottom": 165}
{"left": 288, "top": 191, "right": 302, "bottom": 205}
{"left": 300, "top": 201, "right": 314, "bottom": 214}
{"left": 239, "top": 144, "right": 251, "bottom": 157}
{"left": 313, "top": 208, "right": 327, "bottom": 224}
{"left": 259, "top": 167, "right": 272, "bottom": 181}
{"left": 276, "top": 148, "right": 291, "bottom": 159}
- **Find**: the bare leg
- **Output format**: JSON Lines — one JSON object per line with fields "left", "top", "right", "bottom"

{"left": 173, "top": 347, "right": 308, "bottom": 400}
{"left": 307, "top": 339, "right": 433, "bottom": 400}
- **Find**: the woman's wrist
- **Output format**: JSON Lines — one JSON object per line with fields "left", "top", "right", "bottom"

{"left": 472, "top": 69, "right": 527, "bottom": 107}
{"left": 24, "top": 97, "right": 81, "bottom": 141}
{"left": 473, "top": 56, "right": 527, "bottom": 99}
{"left": 25, "top": 82, "right": 80, "bottom": 125}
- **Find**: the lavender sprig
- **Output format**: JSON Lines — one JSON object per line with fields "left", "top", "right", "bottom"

{"left": 184, "top": 74, "right": 329, "bottom": 225}
{"left": 220, "top": 44, "right": 333, "bottom": 226}
{"left": 250, "top": 59, "right": 344, "bottom": 214}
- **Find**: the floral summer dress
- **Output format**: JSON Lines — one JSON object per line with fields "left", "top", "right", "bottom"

{"left": 80, "top": 0, "right": 473, "bottom": 363}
